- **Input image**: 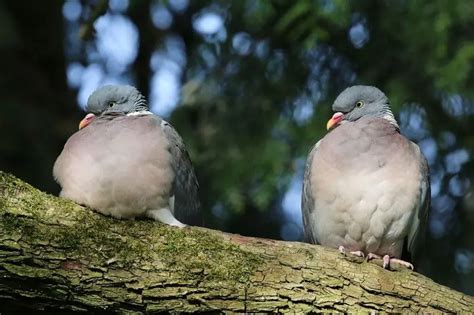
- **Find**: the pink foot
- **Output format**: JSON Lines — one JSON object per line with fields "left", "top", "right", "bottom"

{"left": 382, "top": 255, "right": 391, "bottom": 269}
{"left": 367, "top": 253, "right": 414, "bottom": 270}
{"left": 367, "top": 253, "right": 381, "bottom": 260}
{"left": 338, "top": 246, "right": 365, "bottom": 257}
{"left": 384, "top": 256, "right": 414, "bottom": 270}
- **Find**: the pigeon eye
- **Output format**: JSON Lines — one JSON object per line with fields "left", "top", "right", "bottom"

{"left": 356, "top": 101, "right": 364, "bottom": 108}
{"left": 108, "top": 102, "right": 115, "bottom": 108}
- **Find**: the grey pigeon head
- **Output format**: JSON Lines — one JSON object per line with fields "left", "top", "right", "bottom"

{"left": 332, "top": 85, "right": 394, "bottom": 124}
{"left": 86, "top": 85, "right": 148, "bottom": 114}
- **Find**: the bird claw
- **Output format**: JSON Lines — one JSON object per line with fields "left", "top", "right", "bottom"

{"left": 367, "top": 253, "right": 381, "bottom": 261}
{"left": 338, "top": 246, "right": 346, "bottom": 255}
{"left": 340, "top": 248, "right": 414, "bottom": 270}
{"left": 338, "top": 246, "right": 365, "bottom": 257}
{"left": 385, "top": 256, "right": 414, "bottom": 270}
{"left": 367, "top": 253, "right": 414, "bottom": 270}
{"left": 350, "top": 250, "right": 365, "bottom": 257}
{"left": 383, "top": 255, "right": 391, "bottom": 269}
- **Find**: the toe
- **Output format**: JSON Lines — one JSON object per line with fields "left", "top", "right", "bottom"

{"left": 382, "top": 255, "right": 390, "bottom": 269}
{"left": 350, "top": 250, "right": 365, "bottom": 258}
{"left": 390, "top": 258, "right": 414, "bottom": 270}
{"left": 338, "top": 246, "right": 346, "bottom": 255}
{"left": 367, "top": 253, "right": 381, "bottom": 261}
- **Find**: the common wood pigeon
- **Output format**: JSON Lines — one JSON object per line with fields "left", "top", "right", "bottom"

{"left": 301, "top": 86, "right": 430, "bottom": 269}
{"left": 54, "top": 85, "right": 201, "bottom": 227}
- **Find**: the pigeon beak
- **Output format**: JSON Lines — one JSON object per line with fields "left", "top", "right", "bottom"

{"left": 326, "top": 112, "right": 345, "bottom": 130}
{"left": 78, "top": 113, "right": 96, "bottom": 130}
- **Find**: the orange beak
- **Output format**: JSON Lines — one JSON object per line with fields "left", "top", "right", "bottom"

{"left": 78, "top": 113, "right": 96, "bottom": 130}
{"left": 326, "top": 112, "right": 344, "bottom": 130}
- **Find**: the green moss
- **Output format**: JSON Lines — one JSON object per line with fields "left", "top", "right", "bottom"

{"left": 299, "top": 248, "right": 314, "bottom": 260}
{"left": 0, "top": 171, "right": 263, "bottom": 284}
{"left": 51, "top": 213, "right": 153, "bottom": 267}
{"left": 157, "top": 228, "right": 263, "bottom": 283}
{"left": 1, "top": 172, "right": 155, "bottom": 265}
{"left": 0, "top": 212, "right": 24, "bottom": 234}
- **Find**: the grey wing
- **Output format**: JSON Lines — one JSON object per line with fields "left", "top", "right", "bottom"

{"left": 407, "top": 142, "right": 431, "bottom": 259}
{"left": 160, "top": 118, "right": 202, "bottom": 226}
{"left": 301, "top": 140, "right": 320, "bottom": 244}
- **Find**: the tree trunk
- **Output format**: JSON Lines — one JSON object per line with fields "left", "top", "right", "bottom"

{"left": 0, "top": 171, "right": 472, "bottom": 313}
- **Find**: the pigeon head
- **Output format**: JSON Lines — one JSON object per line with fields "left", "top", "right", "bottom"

{"left": 78, "top": 85, "right": 149, "bottom": 129}
{"left": 326, "top": 85, "right": 398, "bottom": 130}
{"left": 86, "top": 85, "right": 148, "bottom": 115}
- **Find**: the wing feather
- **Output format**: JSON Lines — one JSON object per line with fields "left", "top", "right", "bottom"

{"left": 301, "top": 140, "right": 321, "bottom": 244}
{"left": 407, "top": 141, "right": 431, "bottom": 258}
{"left": 160, "top": 118, "right": 202, "bottom": 226}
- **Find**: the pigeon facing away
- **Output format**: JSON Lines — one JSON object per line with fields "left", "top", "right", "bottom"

{"left": 301, "top": 86, "right": 430, "bottom": 269}
{"left": 54, "top": 85, "right": 201, "bottom": 227}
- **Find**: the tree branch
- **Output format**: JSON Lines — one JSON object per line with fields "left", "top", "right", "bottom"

{"left": 0, "top": 171, "right": 472, "bottom": 313}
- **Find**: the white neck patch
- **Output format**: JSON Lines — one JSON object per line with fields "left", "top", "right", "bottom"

{"left": 127, "top": 110, "right": 153, "bottom": 117}
{"left": 382, "top": 111, "right": 399, "bottom": 128}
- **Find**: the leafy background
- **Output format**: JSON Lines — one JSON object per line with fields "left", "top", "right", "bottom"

{"left": 0, "top": 0, "right": 472, "bottom": 294}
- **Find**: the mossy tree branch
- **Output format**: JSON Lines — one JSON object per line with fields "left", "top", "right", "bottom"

{"left": 0, "top": 171, "right": 472, "bottom": 313}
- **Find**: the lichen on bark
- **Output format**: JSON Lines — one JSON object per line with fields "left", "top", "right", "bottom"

{"left": 0, "top": 171, "right": 472, "bottom": 313}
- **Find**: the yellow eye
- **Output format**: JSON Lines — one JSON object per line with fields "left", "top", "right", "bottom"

{"left": 356, "top": 100, "right": 364, "bottom": 108}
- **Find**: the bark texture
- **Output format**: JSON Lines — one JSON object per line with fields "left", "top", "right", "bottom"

{"left": 0, "top": 171, "right": 472, "bottom": 313}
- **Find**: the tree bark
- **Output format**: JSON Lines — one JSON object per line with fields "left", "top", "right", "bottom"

{"left": 0, "top": 171, "right": 472, "bottom": 313}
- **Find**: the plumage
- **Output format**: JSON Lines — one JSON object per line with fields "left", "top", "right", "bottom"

{"left": 53, "top": 85, "right": 201, "bottom": 227}
{"left": 302, "top": 85, "right": 430, "bottom": 269}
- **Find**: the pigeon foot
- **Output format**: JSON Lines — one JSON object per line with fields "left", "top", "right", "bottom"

{"left": 383, "top": 256, "right": 414, "bottom": 270}
{"left": 338, "top": 246, "right": 365, "bottom": 257}
{"left": 367, "top": 253, "right": 381, "bottom": 260}
{"left": 367, "top": 253, "right": 414, "bottom": 270}
{"left": 146, "top": 208, "right": 186, "bottom": 228}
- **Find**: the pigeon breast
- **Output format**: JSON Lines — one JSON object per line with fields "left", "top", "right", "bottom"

{"left": 53, "top": 114, "right": 174, "bottom": 219}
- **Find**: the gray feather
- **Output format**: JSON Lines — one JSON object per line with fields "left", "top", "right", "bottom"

{"left": 407, "top": 142, "right": 431, "bottom": 257}
{"left": 301, "top": 140, "right": 320, "bottom": 244}
{"left": 160, "top": 119, "right": 202, "bottom": 225}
